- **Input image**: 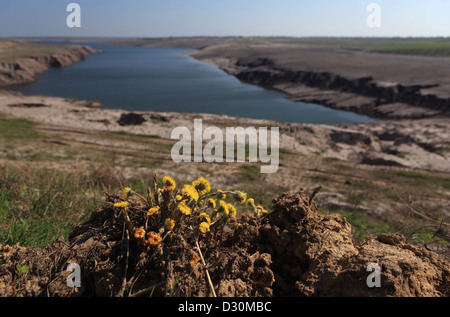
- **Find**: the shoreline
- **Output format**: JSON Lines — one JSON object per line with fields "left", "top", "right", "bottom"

{"left": 183, "top": 45, "right": 450, "bottom": 121}
{"left": 0, "top": 40, "right": 100, "bottom": 87}
{"left": 0, "top": 91, "right": 448, "bottom": 174}
{"left": 85, "top": 36, "right": 450, "bottom": 121}
{"left": 0, "top": 38, "right": 448, "bottom": 174}
{"left": 3, "top": 37, "right": 450, "bottom": 121}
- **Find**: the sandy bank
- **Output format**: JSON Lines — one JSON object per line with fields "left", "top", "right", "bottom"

{"left": 0, "top": 42, "right": 100, "bottom": 87}
{"left": 0, "top": 91, "right": 448, "bottom": 173}
{"left": 185, "top": 43, "right": 450, "bottom": 120}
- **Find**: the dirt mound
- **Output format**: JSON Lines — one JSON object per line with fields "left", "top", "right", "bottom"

{"left": 262, "top": 192, "right": 449, "bottom": 296}
{"left": 0, "top": 190, "right": 448, "bottom": 297}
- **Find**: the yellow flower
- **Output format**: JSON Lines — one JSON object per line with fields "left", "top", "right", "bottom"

{"left": 207, "top": 198, "right": 216, "bottom": 209}
{"left": 147, "top": 231, "right": 162, "bottom": 246}
{"left": 217, "top": 200, "right": 229, "bottom": 216}
{"left": 192, "top": 177, "right": 211, "bottom": 196}
{"left": 256, "top": 205, "right": 268, "bottom": 215}
{"left": 164, "top": 218, "right": 175, "bottom": 231}
{"left": 147, "top": 206, "right": 160, "bottom": 216}
{"left": 182, "top": 184, "right": 199, "bottom": 202}
{"left": 175, "top": 195, "right": 183, "bottom": 201}
{"left": 233, "top": 191, "right": 247, "bottom": 204}
{"left": 199, "top": 212, "right": 211, "bottom": 224}
{"left": 199, "top": 222, "right": 210, "bottom": 233}
{"left": 122, "top": 187, "right": 132, "bottom": 201}
{"left": 133, "top": 227, "right": 146, "bottom": 239}
{"left": 177, "top": 201, "right": 191, "bottom": 215}
{"left": 189, "top": 252, "right": 201, "bottom": 265}
{"left": 246, "top": 198, "right": 255, "bottom": 207}
{"left": 160, "top": 186, "right": 174, "bottom": 193}
{"left": 226, "top": 203, "right": 237, "bottom": 217}
{"left": 162, "top": 176, "right": 176, "bottom": 190}
{"left": 114, "top": 201, "right": 129, "bottom": 208}
{"left": 217, "top": 190, "right": 226, "bottom": 199}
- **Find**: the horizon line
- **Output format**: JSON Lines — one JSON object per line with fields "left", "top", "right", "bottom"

{"left": 3, "top": 35, "right": 450, "bottom": 40}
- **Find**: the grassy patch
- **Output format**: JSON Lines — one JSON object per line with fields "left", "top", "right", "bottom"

{"left": 260, "top": 37, "right": 450, "bottom": 57}
{"left": 369, "top": 41, "right": 450, "bottom": 56}
{"left": 239, "top": 164, "right": 262, "bottom": 183}
{"left": 0, "top": 165, "right": 103, "bottom": 247}
{"left": 235, "top": 164, "right": 281, "bottom": 208}
{"left": 0, "top": 114, "right": 43, "bottom": 143}
{"left": 387, "top": 170, "right": 450, "bottom": 190}
{"left": 325, "top": 208, "right": 393, "bottom": 241}
{"left": 322, "top": 157, "right": 340, "bottom": 163}
{"left": 100, "top": 130, "right": 161, "bottom": 141}
{"left": 311, "top": 174, "right": 329, "bottom": 183}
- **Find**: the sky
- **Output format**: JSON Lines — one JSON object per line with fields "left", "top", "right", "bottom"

{"left": 1, "top": 0, "right": 449, "bottom": 38}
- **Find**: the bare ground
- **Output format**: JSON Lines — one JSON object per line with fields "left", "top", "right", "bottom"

{"left": 0, "top": 91, "right": 448, "bottom": 246}
{"left": 0, "top": 38, "right": 449, "bottom": 296}
{"left": 0, "top": 189, "right": 448, "bottom": 297}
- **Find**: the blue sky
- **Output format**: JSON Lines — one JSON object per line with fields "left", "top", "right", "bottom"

{"left": 1, "top": 0, "right": 449, "bottom": 38}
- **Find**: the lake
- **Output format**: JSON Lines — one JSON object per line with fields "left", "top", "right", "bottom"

{"left": 7, "top": 43, "right": 373, "bottom": 125}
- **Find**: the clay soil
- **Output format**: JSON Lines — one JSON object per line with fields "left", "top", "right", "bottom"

{"left": 0, "top": 37, "right": 448, "bottom": 298}
{"left": 0, "top": 189, "right": 448, "bottom": 297}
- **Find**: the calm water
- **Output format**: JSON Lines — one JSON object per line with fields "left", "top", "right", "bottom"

{"left": 7, "top": 43, "right": 373, "bottom": 125}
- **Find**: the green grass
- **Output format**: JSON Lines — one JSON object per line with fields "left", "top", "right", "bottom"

{"left": 0, "top": 166, "right": 103, "bottom": 247}
{"left": 369, "top": 41, "right": 450, "bottom": 56}
{"left": 322, "top": 157, "right": 340, "bottom": 163}
{"left": 234, "top": 164, "right": 282, "bottom": 208}
{"left": 0, "top": 115, "right": 43, "bottom": 143}
{"left": 311, "top": 174, "right": 329, "bottom": 183}
{"left": 330, "top": 208, "right": 394, "bottom": 240}
{"left": 239, "top": 164, "right": 262, "bottom": 183}
{"left": 387, "top": 170, "right": 450, "bottom": 190}
{"left": 100, "top": 130, "right": 161, "bottom": 141}
{"left": 243, "top": 37, "right": 450, "bottom": 57}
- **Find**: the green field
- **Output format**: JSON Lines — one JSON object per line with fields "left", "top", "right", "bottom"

{"left": 231, "top": 36, "right": 450, "bottom": 57}
{"left": 0, "top": 40, "right": 74, "bottom": 63}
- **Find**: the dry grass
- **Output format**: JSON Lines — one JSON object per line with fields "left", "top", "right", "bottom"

{"left": 0, "top": 111, "right": 448, "bottom": 249}
{"left": 0, "top": 40, "right": 74, "bottom": 63}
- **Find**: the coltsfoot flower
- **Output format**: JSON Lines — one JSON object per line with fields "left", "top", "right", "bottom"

{"left": 122, "top": 187, "right": 132, "bottom": 201}
{"left": 160, "top": 186, "right": 174, "bottom": 193}
{"left": 217, "top": 200, "right": 229, "bottom": 216}
{"left": 217, "top": 190, "right": 226, "bottom": 199}
{"left": 162, "top": 176, "right": 176, "bottom": 190}
{"left": 147, "top": 231, "right": 162, "bottom": 246}
{"left": 199, "top": 222, "right": 210, "bottom": 233}
{"left": 233, "top": 191, "right": 247, "bottom": 204}
{"left": 256, "top": 205, "right": 268, "bottom": 215}
{"left": 177, "top": 201, "right": 191, "bottom": 215}
{"left": 192, "top": 177, "right": 211, "bottom": 195}
{"left": 182, "top": 184, "right": 199, "bottom": 202}
{"left": 199, "top": 212, "right": 211, "bottom": 224}
{"left": 164, "top": 218, "right": 175, "bottom": 231}
{"left": 189, "top": 253, "right": 201, "bottom": 265}
{"left": 147, "top": 206, "right": 160, "bottom": 216}
{"left": 226, "top": 204, "right": 237, "bottom": 217}
{"left": 133, "top": 227, "right": 146, "bottom": 239}
{"left": 206, "top": 198, "right": 216, "bottom": 209}
{"left": 114, "top": 201, "right": 129, "bottom": 208}
{"left": 246, "top": 198, "right": 255, "bottom": 208}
